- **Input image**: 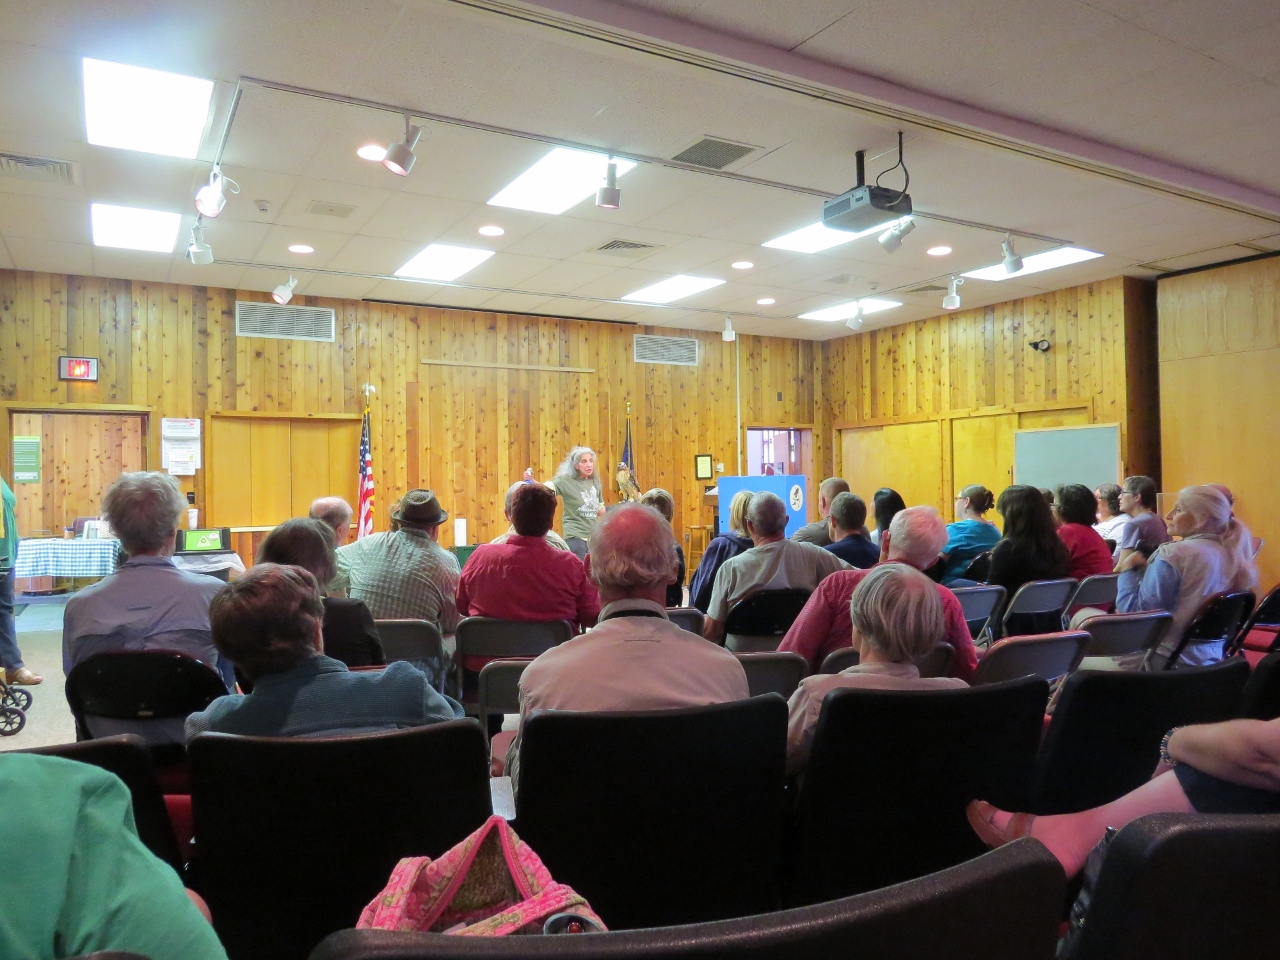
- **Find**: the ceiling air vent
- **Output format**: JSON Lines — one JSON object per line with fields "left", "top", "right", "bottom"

{"left": 670, "top": 137, "right": 758, "bottom": 170}
{"left": 0, "top": 151, "right": 77, "bottom": 184}
{"left": 596, "top": 238, "right": 662, "bottom": 258}
{"left": 235, "top": 301, "right": 336, "bottom": 342}
{"left": 634, "top": 334, "right": 699, "bottom": 367}
{"left": 907, "top": 284, "right": 948, "bottom": 294}
{"left": 306, "top": 200, "right": 356, "bottom": 218}
{"left": 825, "top": 274, "right": 862, "bottom": 285}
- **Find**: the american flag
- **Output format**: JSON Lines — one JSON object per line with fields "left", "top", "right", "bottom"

{"left": 356, "top": 405, "right": 375, "bottom": 538}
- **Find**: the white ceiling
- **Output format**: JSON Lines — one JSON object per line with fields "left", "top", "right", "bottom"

{"left": 0, "top": 0, "right": 1277, "bottom": 340}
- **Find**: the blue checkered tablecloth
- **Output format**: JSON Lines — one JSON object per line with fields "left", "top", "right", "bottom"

{"left": 14, "top": 538, "right": 121, "bottom": 579}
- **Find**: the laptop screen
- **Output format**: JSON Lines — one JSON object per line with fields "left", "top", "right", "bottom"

{"left": 181, "top": 529, "right": 227, "bottom": 552}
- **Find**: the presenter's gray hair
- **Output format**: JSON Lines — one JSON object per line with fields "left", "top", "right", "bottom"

{"left": 747, "top": 492, "right": 788, "bottom": 536}
{"left": 887, "top": 506, "right": 948, "bottom": 569}
{"left": 554, "top": 446, "right": 598, "bottom": 481}
{"left": 588, "top": 503, "right": 677, "bottom": 590}
{"left": 102, "top": 471, "right": 187, "bottom": 555}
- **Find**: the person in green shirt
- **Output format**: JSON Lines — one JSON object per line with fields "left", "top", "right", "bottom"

{"left": 0, "top": 475, "right": 41, "bottom": 685}
{"left": 523, "top": 446, "right": 605, "bottom": 561}
{"left": 0, "top": 753, "right": 228, "bottom": 960}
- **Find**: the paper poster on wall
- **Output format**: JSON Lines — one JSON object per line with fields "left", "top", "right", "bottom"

{"left": 161, "top": 418, "right": 202, "bottom": 475}
{"left": 12, "top": 436, "right": 39, "bottom": 483}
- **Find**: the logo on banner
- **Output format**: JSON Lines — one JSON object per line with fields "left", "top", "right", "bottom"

{"left": 789, "top": 484, "right": 804, "bottom": 512}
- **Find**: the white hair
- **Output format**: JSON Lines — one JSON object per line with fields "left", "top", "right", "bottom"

{"left": 851, "top": 563, "right": 945, "bottom": 662}
{"left": 554, "top": 446, "right": 600, "bottom": 483}
{"left": 1176, "top": 485, "right": 1258, "bottom": 591}
{"left": 887, "top": 506, "right": 948, "bottom": 569}
{"left": 747, "top": 492, "right": 788, "bottom": 536}
{"left": 587, "top": 503, "right": 677, "bottom": 590}
{"left": 102, "top": 472, "right": 186, "bottom": 555}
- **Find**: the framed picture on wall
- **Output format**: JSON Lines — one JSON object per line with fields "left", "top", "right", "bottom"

{"left": 694, "top": 454, "right": 714, "bottom": 480}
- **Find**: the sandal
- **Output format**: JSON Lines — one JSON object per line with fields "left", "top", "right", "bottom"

{"left": 967, "top": 799, "right": 1035, "bottom": 848}
{"left": 6, "top": 667, "right": 44, "bottom": 685}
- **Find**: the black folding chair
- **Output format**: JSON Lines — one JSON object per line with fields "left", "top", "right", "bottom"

{"left": 514, "top": 696, "right": 787, "bottom": 930}
{"left": 722, "top": 589, "right": 811, "bottom": 652}
{"left": 735, "top": 651, "right": 808, "bottom": 698}
{"left": 665, "top": 607, "right": 705, "bottom": 635}
{"left": 1238, "top": 651, "right": 1280, "bottom": 720}
{"left": 476, "top": 659, "right": 528, "bottom": 741}
{"left": 1076, "top": 611, "right": 1173, "bottom": 660}
{"left": 1163, "top": 591, "right": 1255, "bottom": 669}
{"left": 786, "top": 676, "right": 1050, "bottom": 905}
{"left": 960, "top": 551, "right": 992, "bottom": 583}
{"left": 999, "top": 578, "right": 1078, "bottom": 639}
{"left": 1227, "top": 582, "right": 1280, "bottom": 658}
{"left": 819, "top": 646, "right": 859, "bottom": 673}
{"left": 311, "top": 839, "right": 1065, "bottom": 960}
{"left": 188, "top": 722, "right": 492, "bottom": 960}
{"left": 453, "top": 617, "right": 572, "bottom": 707}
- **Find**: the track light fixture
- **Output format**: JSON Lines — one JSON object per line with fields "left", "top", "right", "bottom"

{"left": 722, "top": 317, "right": 736, "bottom": 342}
{"left": 877, "top": 218, "right": 915, "bottom": 254}
{"left": 596, "top": 156, "right": 621, "bottom": 209}
{"left": 186, "top": 221, "right": 213, "bottom": 265}
{"left": 845, "top": 302, "right": 864, "bottom": 331}
{"left": 271, "top": 274, "right": 298, "bottom": 305}
{"left": 942, "top": 276, "right": 964, "bottom": 310}
{"left": 194, "top": 167, "right": 238, "bottom": 218}
{"left": 1002, "top": 234, "right": 1024, "bottom": 274}
{"left": 383, "top": 116, "right": 423, "bottom": 177}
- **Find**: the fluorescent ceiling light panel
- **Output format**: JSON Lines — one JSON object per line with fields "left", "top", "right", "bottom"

{"left": 395, "top": 243, "right": 494, "bottom": 281}
{"left": 622, "top": 275, "right": 725, "bottom": 304}
{"left": 82, "top": 58, "right": 214, "bottom": 159}
{"left": 762, "top": 217, "right": 906, "bottom": 254}
{"left": 799, "top": 298, "right": 902, "bottom": 322}
{"left": 962, "top": 246, "right": 1103, "bottom": 281}
{"left": 489, "top": 147, "right": 636, "bottom": 215}
{"left": 90, "top": 203, "right": 182, "bottom": 252}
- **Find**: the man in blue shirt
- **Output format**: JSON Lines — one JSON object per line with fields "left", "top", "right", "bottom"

{"left": 824, "top": 492, "right": 880, "bottom": 569}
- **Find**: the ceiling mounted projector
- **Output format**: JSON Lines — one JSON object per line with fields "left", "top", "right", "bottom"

{"left": 823, "top": 140, "right": 912, "bottom": 233}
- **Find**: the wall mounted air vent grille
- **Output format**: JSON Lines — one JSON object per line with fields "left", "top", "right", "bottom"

{"left": 0, "top": 151, "right": 76, "bottom": 184}
{"left": 235, "top": 301, "right": 336, "bottom": 342}
{"left": 634, "top": 334, "right": 699, "bottom": 366}
{"left": 670, "top": 137, "right": 758, "bottom": 170}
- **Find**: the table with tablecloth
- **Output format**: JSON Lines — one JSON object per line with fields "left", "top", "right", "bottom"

{"left": 13, "top": 537, "right": 121, "bottom": 579}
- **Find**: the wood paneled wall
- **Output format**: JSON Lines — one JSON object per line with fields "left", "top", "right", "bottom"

{"left": 1158, "top": 254, "right": 1280, "bottom": 590}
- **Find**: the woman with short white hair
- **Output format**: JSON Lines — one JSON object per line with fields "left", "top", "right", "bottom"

{"left": 1116, "top": 484, "right": 1258, "bottom": 667}
{"left": 784, "top": 563, "right": 968, "bottom": 774}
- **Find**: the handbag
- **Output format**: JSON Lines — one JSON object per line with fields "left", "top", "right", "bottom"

{"left": 358, "top": 815, "right": 606, "bottom": 936}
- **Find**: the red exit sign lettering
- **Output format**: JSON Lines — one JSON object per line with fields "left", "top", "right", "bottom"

{"left": 58, "top": 356, "right": 99, "bottom": 381}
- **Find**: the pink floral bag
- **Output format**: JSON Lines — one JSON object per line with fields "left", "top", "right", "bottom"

{"left": 357, "top": 815, "right": 606, "bottom": 936}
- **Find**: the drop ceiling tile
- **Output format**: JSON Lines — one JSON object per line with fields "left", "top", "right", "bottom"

{"left": 7, "top": 238, "right": 93, "bottom": 275}
{"left": 520, "top": 260, "right": 621, "bottom": 295}
{"left": 273, "top": 177, "right": 395, "bottom": 233}
{"left": 165, "top": 260, "right": 246, "bottom": 289}
{"left": 324, "top": 235, "right": 425, "bottom": 276}
{"left": 198, "top": 218, "right": 273, "bottom": 263}
{"left": 503, "top": 218, "right": 622, "bottom": 260}
{"left": 291, "top": 274, "right": 381, "bottom": 301}
{"left": 463, "top": 252, "right": 562, "bottom": 289}
{"left": 1132, "top": 0, "right": 1280, "bottom": 53}
{"left": 219, "top": 86, "right": 344, "bottom": 177}
{"left": 247, "top": 223, "right": 353, "bottom": 269}
{"left": 0, "top": 43, "right": 84, "bottom": 143}
{"left": 79, "top": 147, "right": 201, "bottom": 210}
{"left": 214, "top": 167, "right": 302, "bottom": 226}
{"left": 357, "top": 193, "right": 479, "bottom": 244}
{"left": 1204, "top": 21, "right": 1280, "bottom": 79}
{"left": 475, "top": 291, "right": 556, "bottom": 314}
{"left": 0, "top": 194, "right": 91, "bottom": 243}
{"left": 90, "top": 247, "right": 173, "bottom": 284}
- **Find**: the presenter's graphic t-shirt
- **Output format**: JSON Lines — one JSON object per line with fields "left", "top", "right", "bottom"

{"left": 551, "top": 474, "right": 604, "bottom": 540}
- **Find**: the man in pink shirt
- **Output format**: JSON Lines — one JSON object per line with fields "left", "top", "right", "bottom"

{"left": 778, "top": 506, "right": 978, "bottom": 681}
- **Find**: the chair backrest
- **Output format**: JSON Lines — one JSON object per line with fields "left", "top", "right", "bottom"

{"left": 723, "top": 589, "right": 811, "bottom": 638}
{"left": 916, "top": 642, "right": 955, "bottom": 678}
{"left": 1001, "top": 578, "right": 1078, "bottom": 635}
{"left": 951, "top": 585, "right": 1005, "bottom": 639}
{"left": 1238, "top": 651, "right": 1280, "bottom": 720}
{"left": 1032, "top": 658, "right": 1250, "bottom": 813}
{"left": 514, "top": 695, "right": 787, "bottom": 930}
{"left": 373, "top": 619, "right": 446, "bottom": 664}
{"left": 1078, "top": 611, "right": 1173, "bottom": 659}
{"left": 19, "top": 734, "right": 183, "bottom": 871}
{"left": 960, "top": 550, "right": 992, "bottom": 582}
{"left": 819, "top": 646, "right": 859, "bottom": 674}
{"left": 787, "top": 676, "right": 1050, "bottom": 905}
{"left": 1227, "top": 583, "right": 1280, "bottom": 657}
{"left": 477, "top": 659, "right": 529, "bottom": 737}
{"left": 310, "top": 839, "right": 1065, "bottom": 960}
{"left": 735, "top": 651, "right": 808, "bottom": 698}
{"left": 1068, "top": 574, "right": 1119, "bottom": 610}
{"left": 1164, "top": 590, "right": 1256, "bottom": 669}
{"left": 1064, "top": 813, "right": 1280, "bottom": 960}
{"left": 64, "top": 651, "right": 228, "bottom": 738}
{"left": 970, "top": 631, "right": 1088, "bottom": 686}
{"left": 188, "top": 722, "right": 492, "bottom": 960}
{"left": 664, "top": 606, "right": 705, "bottom": 635}
{"left": 453, "top": 617, "right": 572, "bottom": 660}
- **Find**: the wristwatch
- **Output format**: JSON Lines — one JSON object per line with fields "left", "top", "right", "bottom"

{"left": 1159, "top": 727, "right": 1183, "bottom": 767}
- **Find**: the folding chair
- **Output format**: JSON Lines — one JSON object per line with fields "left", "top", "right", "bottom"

{"left": 372, "top": 619, "right": 448, "bottom": 691}
{"left": 723, "top": 589, "right": 811, "bottom": 652}
{"left": 665, "top": 606, "right": 705, "bottom": 635}
{"left": 916, "top": 642, "right": 956, "bottom": 678}
{"left": 735, "top": 651, "right": 808, "bottom": 698}
{"left": 1076, "top": 610, "right": 1173, "bottom": 661}
{"left": 476, "top": 660, "right": 528, "bottom": 740}
{"left": 819, "top": 647, "right": 859, "bottom": 674}
{"left": 1229, "top": 583, "right": 1280, "bottom": 659}
{"left": 1238, "top": 651, "right": 1280, "bottom": 720}
{"left": 1162, "top": 591, "right": 1255, "bottom": 670}
{"left": 1064, "top": 574, "right": 1119, "bottom": 626}
{"left": 960, "top": 551, "right": 992, "bottom": 583}
{"left": 951, "top": 585, "right": 1005, "bottom": 642}
{"left": 453, "top": 618, "right": 572, "bottom": 710}
{"left": 999, "top": 578, "right": 1078, "bottom": 639}
{"left": 971, "top": 631, "right": 1088, "bottom": 686}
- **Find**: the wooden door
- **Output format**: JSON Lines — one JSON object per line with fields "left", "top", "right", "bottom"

{"left": 841, "top": 421, "right": 944, "bottom": 514}
{"left": 950, "top": 414, "right": 1018, "bottom": 528}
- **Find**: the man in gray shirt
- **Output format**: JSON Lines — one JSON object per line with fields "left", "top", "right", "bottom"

{"left": 791, "top": 477, "right": 850, "bottom": 547}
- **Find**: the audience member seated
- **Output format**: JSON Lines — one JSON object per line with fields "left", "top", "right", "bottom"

{"left": 779, "top": 506, "right": 978, "bottom": 680}
{"left": 969, "top": 715, "right": 1280, "bottom": 877}
{"left": 506, "top": 503, "right": 748, "bottom": 784}
{"left": 335, "top": 488, "right": 460, "bottom": 688}
{"left": 823, "top": 492, "right": 879, "bottom": 568}
{"left": 186, "top": 564, "right": 462, "bottom": 739}
{"left": 869, "top": 487, "right": 906, "bottom": 547}
{"left": 791, "top": 477, "right": 851, "bottom": 546}
{"left": 62, "top": 472, "right": 233, "bottom": 741}
{"left": 987, "top": 485, "right": 1071, "bottom": 631}
{"left": 639, "top": 487, "right": 687, "bottom": 606}
{"left": 940, "top": 484, "right": 1000, "bottom": 584}
{"left": 489, "top": 482, "right": 571, "bottom": 551}
{"left": 688, "top": 489, "right": 754, "bottom": 613}
{"left": 703, "top": 492, "right": 848, "bottom": 643}
{"left": 785, "top": 563, "right": 968, "bottom": 773}
{"left": 257, "top": 518, "right": 384, "bottom": 668}
{"left": 456, "top": 483, "right": 601, "bottom": 651}
{"left": 1055, "top": 483, "right": 1116, "bottom": 580}
{"left": 0, "top": 753, "right": 227, "bottom": 960}
{"left": 1115, "top": 475, "right": 1170, "bottom": 570}
{"left": 1115, "top": 485, "right": 1258, "bottom": 668}
{"left": 309, "top": 496, "right": 354, "bottom": 547}
{"left": 1093, "top": 482, "right": 1128, "bottom": 543}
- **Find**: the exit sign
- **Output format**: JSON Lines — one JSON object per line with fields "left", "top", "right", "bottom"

{"left": 58, "top": 356, "right": 98, "bottom": 381}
